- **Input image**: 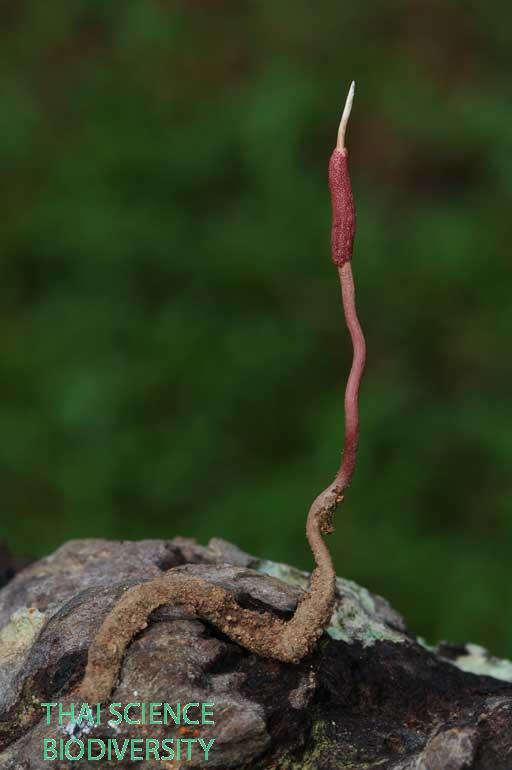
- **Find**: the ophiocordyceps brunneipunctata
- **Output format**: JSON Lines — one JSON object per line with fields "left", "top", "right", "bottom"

{"left": 79, "top": 82, "right": 366, "bottom": 703}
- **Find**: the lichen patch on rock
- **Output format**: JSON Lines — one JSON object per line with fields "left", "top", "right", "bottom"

{"left": 256, "top": 557, "right": 407, "bottom": 646}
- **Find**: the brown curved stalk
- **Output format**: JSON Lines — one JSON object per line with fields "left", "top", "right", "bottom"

{"left": 79, "top": 82, "right": 365, "bottom": 703}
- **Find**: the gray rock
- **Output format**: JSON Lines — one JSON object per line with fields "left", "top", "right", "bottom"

{"left": 1, "top": 538, "right": 511, "bottom": 769}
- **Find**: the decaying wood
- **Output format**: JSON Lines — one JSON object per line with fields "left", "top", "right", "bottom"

{"left": 1, "top": 537, "right": 511, "bottom": 769}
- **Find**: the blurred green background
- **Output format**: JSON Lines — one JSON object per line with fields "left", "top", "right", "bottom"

{"left": 1, "top": 1, "right": 511, "bottom": 655}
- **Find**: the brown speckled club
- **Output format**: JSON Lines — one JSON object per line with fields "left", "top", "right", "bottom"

{"left": 79, "top": 82, "right": 366, "bottom": 703}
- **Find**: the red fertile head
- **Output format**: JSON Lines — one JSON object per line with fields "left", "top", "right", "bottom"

{"left": 328, "top": 149, "right": 356, "bottom": 267}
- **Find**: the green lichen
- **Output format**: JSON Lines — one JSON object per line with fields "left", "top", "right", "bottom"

{"left": 257, "top": 560, "right": 310, "bottom": 590}
{"left": 267, "top": 720, "right": 339, "bottom": 770}
{"left": 443, "top": 643, "right": 512, "bottom": 683}
{"left": 0, "top": 607, "right": 45, "bottom": 663}
{"left": 417, "top": 637, "right": 512, "bottom": 683}
{"left": 256, "top": 559, "right": 405, "bottom": 647}
{"left": 269, "top": 720, "right": 389, "bottom": 770}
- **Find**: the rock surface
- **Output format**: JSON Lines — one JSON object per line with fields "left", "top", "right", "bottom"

{"left": 0, "top": 537, "right": 511, "bottom": 769}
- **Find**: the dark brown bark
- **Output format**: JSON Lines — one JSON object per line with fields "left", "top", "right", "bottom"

{"left": 0, "top": 538, "right": 511, "bottom": 769}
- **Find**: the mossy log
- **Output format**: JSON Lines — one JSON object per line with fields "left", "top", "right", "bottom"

{"left": 1, "top": 538, "right": 511, "bottom": 769}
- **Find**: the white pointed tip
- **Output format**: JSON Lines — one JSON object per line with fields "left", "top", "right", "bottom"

{"left": 336, "top": 81, "right": 356, "bottom": 151}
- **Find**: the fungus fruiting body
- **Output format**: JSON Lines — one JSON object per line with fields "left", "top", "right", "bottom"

{"left": 79, "top": 83, "right": 366, "bottom": 703}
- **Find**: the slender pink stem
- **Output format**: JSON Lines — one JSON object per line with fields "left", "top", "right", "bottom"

{"left": 336, "top": 261, "right": 366, "bottom": 492}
